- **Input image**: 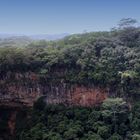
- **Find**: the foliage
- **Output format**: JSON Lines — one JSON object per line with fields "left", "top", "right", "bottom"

{"left": 0, "top": 19, "right": 140, "bottom": 97}
{"left": 15, "top": 99, "right": 140, "bottom": 140}
{"left": 0, "top": 19, "right": 140, "bottom": 140}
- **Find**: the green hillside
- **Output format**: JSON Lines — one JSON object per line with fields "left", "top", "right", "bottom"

{"left": 0, "top": 19, "right": 140, "bottom": 140}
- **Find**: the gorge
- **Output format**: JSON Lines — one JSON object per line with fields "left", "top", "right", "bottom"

{"left": 0, "top": 24, "right": 140, "bottom": 139}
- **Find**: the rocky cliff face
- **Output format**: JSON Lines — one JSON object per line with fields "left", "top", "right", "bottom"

{"left": 0, "top": 72, "right": 108, "bottom": 139}
{"left": 0, "top": 106, "right": 28, "bottom": 140}
{"left": 0, "top": 72, "right": 107, "bottom": 107}
{"left": 0, "top": 72, "right": 42, "bottom": 107}
{"left": 45, "top": 85, "right": 107, "bottom": 107}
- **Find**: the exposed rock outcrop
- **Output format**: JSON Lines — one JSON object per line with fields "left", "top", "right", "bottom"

{"left": 0, "top": 72, "right": 108, "bottom": 139}
{"left": 0, "top": 72, "right": 107, "bottom": 107}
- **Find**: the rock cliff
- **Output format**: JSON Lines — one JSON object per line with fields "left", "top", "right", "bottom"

{"left": 0, "top": 72, "right": 107, "bottom": 107}
{"left": 0, "top": 72, "right": 108, "bottom": 139}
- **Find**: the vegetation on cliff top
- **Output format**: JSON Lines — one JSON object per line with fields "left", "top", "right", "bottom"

{"left": 0, "top": 19, "right": 140, "bottom": 140}
{"left": 0, "top": 19, "right": 140, "bottom": 99}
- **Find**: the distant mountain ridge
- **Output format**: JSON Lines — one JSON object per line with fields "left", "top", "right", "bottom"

{"left": 29, "top": 33, "right": 69, "bottom": 40}
{"left": 0, "top": 33, "right": 69, "bottom": 40}
{"left": 0, "top": 36, "right": 32, "bottom": 47}
{"left": 0, "top": 33, "right": 69, "bottom": 47}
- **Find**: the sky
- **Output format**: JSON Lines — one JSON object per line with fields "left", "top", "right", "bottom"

{"left": 0, "top": 0, "right": 140, "bottom": 35}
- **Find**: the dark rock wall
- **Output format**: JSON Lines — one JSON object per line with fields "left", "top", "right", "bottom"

{"left": 0, "top": 72, "right": 107, "bottom": 107}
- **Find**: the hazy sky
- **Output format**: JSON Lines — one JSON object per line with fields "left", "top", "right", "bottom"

{"left": 0, "top": 0, "right": 140, "bottom": 35}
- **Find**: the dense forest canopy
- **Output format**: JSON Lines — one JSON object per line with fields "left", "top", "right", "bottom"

{"left": 0, "top": 19, "right": 140, "bottom": 98}
{"left": 15, "top": 97, "right": 140, "bottom": 140}
{"left": 0, "top": 19, "right": 140, "bottom": 140}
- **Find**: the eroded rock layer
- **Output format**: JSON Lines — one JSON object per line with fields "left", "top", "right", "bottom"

{"left": 0, "top": 72, "right": 107, "bottom": 107}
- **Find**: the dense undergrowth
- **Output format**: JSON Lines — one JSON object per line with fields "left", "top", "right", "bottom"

{"left": 15, "top": 98, "right": 140, "bottom": 140}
